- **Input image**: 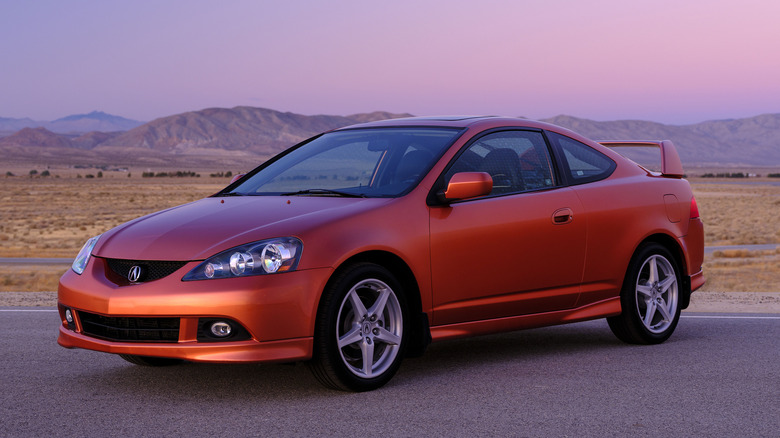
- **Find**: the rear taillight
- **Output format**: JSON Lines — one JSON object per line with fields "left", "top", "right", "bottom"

{"left": 690, "top": 196, "right": 700, "bottom": 219}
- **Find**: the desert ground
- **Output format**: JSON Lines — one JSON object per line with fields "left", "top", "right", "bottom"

{"left": 1, "top": 164, "right": 778, "bottom": 306}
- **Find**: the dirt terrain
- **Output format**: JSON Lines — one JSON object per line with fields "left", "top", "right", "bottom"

{"left": 1, "top": 171, "right": 778, "bottom": 301}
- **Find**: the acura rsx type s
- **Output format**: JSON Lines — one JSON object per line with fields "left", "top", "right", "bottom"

{"left": 58, "top": 116, "right": 705, "bottom": 391}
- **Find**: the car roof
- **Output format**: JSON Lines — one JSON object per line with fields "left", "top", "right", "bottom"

{"left": 336, "top": 115, "right": 565, "bottom": 132}
{"left": 334, "top": 116, "right": 630, "bottom": 167}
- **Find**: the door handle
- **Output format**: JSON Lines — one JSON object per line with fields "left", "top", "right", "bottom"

{"left": 552, "top": 208, "right": 573, "bottom": 225}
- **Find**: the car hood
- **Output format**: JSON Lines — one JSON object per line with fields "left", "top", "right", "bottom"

{"left": 94, "top": 196, "right": 387, "bottom": 261}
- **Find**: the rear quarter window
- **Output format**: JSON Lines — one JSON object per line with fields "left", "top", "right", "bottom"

{"left": 547, "top": 131, "right": 615, "bottom": 185}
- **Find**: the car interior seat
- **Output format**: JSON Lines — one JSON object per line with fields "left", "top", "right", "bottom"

{"left": 478, "top": 148, "right": 523, "bottom": 193}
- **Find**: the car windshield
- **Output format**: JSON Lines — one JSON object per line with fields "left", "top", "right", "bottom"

{"left": 226, "top": 127, "right": 462, "bottom": 197}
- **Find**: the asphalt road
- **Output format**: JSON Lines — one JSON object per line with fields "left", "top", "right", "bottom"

{"left": 1, "top": 309, "right": 777, "bottom": 437}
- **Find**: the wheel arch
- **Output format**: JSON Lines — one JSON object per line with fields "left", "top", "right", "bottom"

{"left": 319, "top": 250, "right": 431, "bottom": 357}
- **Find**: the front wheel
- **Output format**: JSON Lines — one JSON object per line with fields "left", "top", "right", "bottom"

{"left": 308, "top": 263, "right": 408, "bottom": 391}
{"left": 608, "top": 243, "right": 682, "bottom": 344}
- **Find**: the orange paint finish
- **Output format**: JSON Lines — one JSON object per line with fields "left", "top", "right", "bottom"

{"left": 58, "top": 325, "right": 313, "bottom": 363}
{"left": 443, "top": 171, "right": 493, "bottom": 200}
{"left": 57, "top": 116, "right": 705, "bottom": 381}
{"left": 663, "top": 194, "right": 681, "bottom": 223}
{"left": 429, "top": 187, "right": 586, "bottom": 324}
{"left": 431, "top": 297, "right": 621, "bottom": 342}
{"left": 58, "top": 257, "right": 333, "bottom": 347}
{"left": 569, "top": 173, "right": 697, "bottom": 305}
{"left": 683, "top": 217, "right": 706, "bottom": 289}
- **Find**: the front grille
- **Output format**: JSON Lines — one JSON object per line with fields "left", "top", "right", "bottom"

{"left": 105, "top": 258, "right": 188, "bottom": 283}
{"left": 79, "top": 311, "right": 180, "bottom": 343}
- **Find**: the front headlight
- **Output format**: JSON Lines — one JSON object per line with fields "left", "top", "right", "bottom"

{"left": 72, "top": 235, "right": 101, "bottom": 275}
{"left": 182, "top": 237, "right": 303, "bottom": 281}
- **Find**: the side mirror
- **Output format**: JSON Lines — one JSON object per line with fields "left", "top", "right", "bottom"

{"left": 229, "top": 173, "right": 245, "bottom": 185}
{"left": 438, "top": 172, "right": 493, "bottom": 203}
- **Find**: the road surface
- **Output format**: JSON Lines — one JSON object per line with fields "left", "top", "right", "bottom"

{"left": 1, "top": 308, "right": 777, "bottom": 436}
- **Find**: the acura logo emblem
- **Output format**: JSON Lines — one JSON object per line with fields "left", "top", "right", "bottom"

{"left": 128, "top": 265, "right": 143, "bottom": 283}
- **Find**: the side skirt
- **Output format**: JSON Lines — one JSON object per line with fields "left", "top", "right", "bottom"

{"left": 429, "top": 297, "right": 621, "bottom": 342}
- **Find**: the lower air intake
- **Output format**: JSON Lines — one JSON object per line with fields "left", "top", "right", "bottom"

{"left": 78, "top": 311, "right": 180, "bottom": 343}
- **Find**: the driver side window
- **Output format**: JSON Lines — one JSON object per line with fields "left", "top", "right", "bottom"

{"left": 444, "top": 130, "right": 556, "bottom": 196}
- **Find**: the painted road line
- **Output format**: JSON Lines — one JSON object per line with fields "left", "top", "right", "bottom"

{"left": 682, "top": 315, "right": 780, "bottom": 320}
{"left": 0, "top": 309, "right": 58, "bottom": 312}
{"left": 0, "top": 258, "right": 73, "bottom": 264}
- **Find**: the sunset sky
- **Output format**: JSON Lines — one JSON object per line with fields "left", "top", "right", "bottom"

{"left": 2, "top": 0, "right": 778, "bottom": 124}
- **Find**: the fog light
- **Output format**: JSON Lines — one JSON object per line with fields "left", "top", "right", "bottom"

{"left": 210, "top": 321, "right": 232, "bottom": 337}
{"left": 65, "top": 309, "right": 73, "bottom": 324}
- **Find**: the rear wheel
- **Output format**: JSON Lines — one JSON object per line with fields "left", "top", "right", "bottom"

{"left": 119, "top": 354, "right": 184, "bottom": 366}
{"left": 608, "top": 243, "right": 682, "bottom": 344}
{"left": 308, "top": 263, "right": 408, "bottom": 391}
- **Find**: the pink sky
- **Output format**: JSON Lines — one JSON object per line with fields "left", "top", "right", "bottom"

{"left": 1, "top": 0, "right": 778, "bottom": 124}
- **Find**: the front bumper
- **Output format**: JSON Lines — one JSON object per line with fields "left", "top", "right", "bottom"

{"left": 57, "top": 256, "right": 332, "bottom": 363}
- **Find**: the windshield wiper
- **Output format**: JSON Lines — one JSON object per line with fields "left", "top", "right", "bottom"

{"left": 217, "top": 192, "right": 245, "bottom": 197}
{"left": 281, "top": 189, "right": 367, "bottom": 198}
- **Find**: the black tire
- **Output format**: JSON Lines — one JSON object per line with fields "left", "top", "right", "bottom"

{"left": 608, "top": 243, "right": 682, "bottom": 344}
{"left": 307, "top": 263, "right": 408, "bottom": 391}
{"left": 119, "top": 354, "right": 184, "bottom": 367}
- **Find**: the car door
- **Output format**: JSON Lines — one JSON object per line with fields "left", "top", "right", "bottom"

{"left": 429, "top": 129, "right": 586, "bottom": 325}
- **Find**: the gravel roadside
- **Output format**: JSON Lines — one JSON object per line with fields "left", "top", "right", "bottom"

{"left": 2, "top": 291, "right": 779, "bottom": 313}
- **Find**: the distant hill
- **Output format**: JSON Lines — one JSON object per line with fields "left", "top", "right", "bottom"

{"left": 102, "top": 107, "right": 412, "bottom": 155}
{"left": 1, "top": 107, "right": 778, "bottom": 166}
{"left": 0, "top": 111, "right": 143, "bottom": 135}
{"left": 542, "top": 114, "right": 780, "bottom": 166}
{"left": 0, "top": 127, "right": 73, "bottom": 148}
{"left": 0, "top": 116, "right": 39, "bottom": 133}
{"left": 0, "top": 127, "right": 129, "bottom": 152}
{"left": 47, "top": 111, "right": 144, "bottom": 133}
{"left": 70, "top": 131, "right": 123, "bottom": 149}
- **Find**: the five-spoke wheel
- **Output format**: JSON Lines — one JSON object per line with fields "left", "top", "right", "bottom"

{"left": 336, "top": 278, "right": 403, "bottom": 379}
{"left": 608, "top": 243, "right": 682, "bottom": 344}
{"left": 634, "top": 253, "right": 678, "bottom": 334}
{"left": 308, "top": 263, "right": 408, "bottom": 391}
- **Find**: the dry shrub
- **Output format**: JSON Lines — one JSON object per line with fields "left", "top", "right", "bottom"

{"left": 2, "top": 176, "right": 778, "bottom": 293}
{"left": 0, "top": 177, "right": 223, "bottom": 258}
{"left": 713, "top": 249, "right": 754, "bottom": 258}
{"left": 700, "top": 252, "right": 780, "bottom": 292}
{"left": 0, "top": 264, "right": 68, "bottom": 292}
{"left": 692, "top": 183, "right": 780, "bottom": 246}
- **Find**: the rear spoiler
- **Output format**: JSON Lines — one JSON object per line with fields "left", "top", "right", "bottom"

{"left": 599, "top": 140, "right": 684, "bottom": 178}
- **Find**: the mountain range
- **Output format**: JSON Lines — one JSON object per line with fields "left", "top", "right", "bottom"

{"left": 1, "top": 107, "right": 779, "bottom": 167}
{"left": 0, "top": 111, "right": 143, "bottom": 135}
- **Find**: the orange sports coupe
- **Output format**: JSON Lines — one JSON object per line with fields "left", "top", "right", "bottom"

{"left": 58, "top": 116, "right": 704, "bottom": 391}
